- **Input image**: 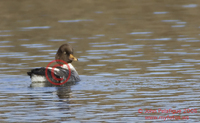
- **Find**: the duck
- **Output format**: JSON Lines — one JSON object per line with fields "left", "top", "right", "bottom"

{"left": 27, "top": 44, "right": 81, "bottom": 84}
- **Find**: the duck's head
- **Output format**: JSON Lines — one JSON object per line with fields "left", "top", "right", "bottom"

{"left": 55, "top": 44, "right": 78, "bottom": 64}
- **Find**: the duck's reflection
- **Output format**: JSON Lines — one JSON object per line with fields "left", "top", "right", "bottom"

{"left": 29, "top": 81, "right": 78, "bottom": 121}
{"left": 56, "top": 86, "right": 72, "bottom": 100}
{"left": 30, "top": 81, "right": 78, "bottom": 101}
{"left": 30, "top": 80, "right": 77, "bottom": 88}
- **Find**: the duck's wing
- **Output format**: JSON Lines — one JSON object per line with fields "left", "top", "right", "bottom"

{"left": 54, "top": 67, "right": 80, "bottom": 82}
{"left": 52, "top": 67, "right": 70, "bottom": 79}
{"left": 27, "top": 67, "right": 61, "bottom": 79}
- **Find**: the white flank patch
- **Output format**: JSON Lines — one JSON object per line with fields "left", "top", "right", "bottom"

{"left": 31, "top": 75, "right": 47, "bottom": 82}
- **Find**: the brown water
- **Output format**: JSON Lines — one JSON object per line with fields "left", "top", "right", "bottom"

{"left": 0, "top": 0, "right": 200, "bottom": 122}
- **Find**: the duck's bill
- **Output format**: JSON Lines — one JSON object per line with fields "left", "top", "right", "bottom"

{"left": 69, "top": 54, "right": 78, "bottom": 61}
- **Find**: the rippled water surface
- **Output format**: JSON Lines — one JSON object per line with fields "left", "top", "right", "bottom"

{"left": 0, "top": 0, "right": 200, "bottom": 122}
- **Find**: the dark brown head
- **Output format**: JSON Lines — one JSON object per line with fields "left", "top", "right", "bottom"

{"left": 55, "top": 44, "right": 78, "bottom": 64}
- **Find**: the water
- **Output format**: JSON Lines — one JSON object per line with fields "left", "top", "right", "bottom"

{"left": 0, "top": 0, "right": 200, "bottom": 122}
